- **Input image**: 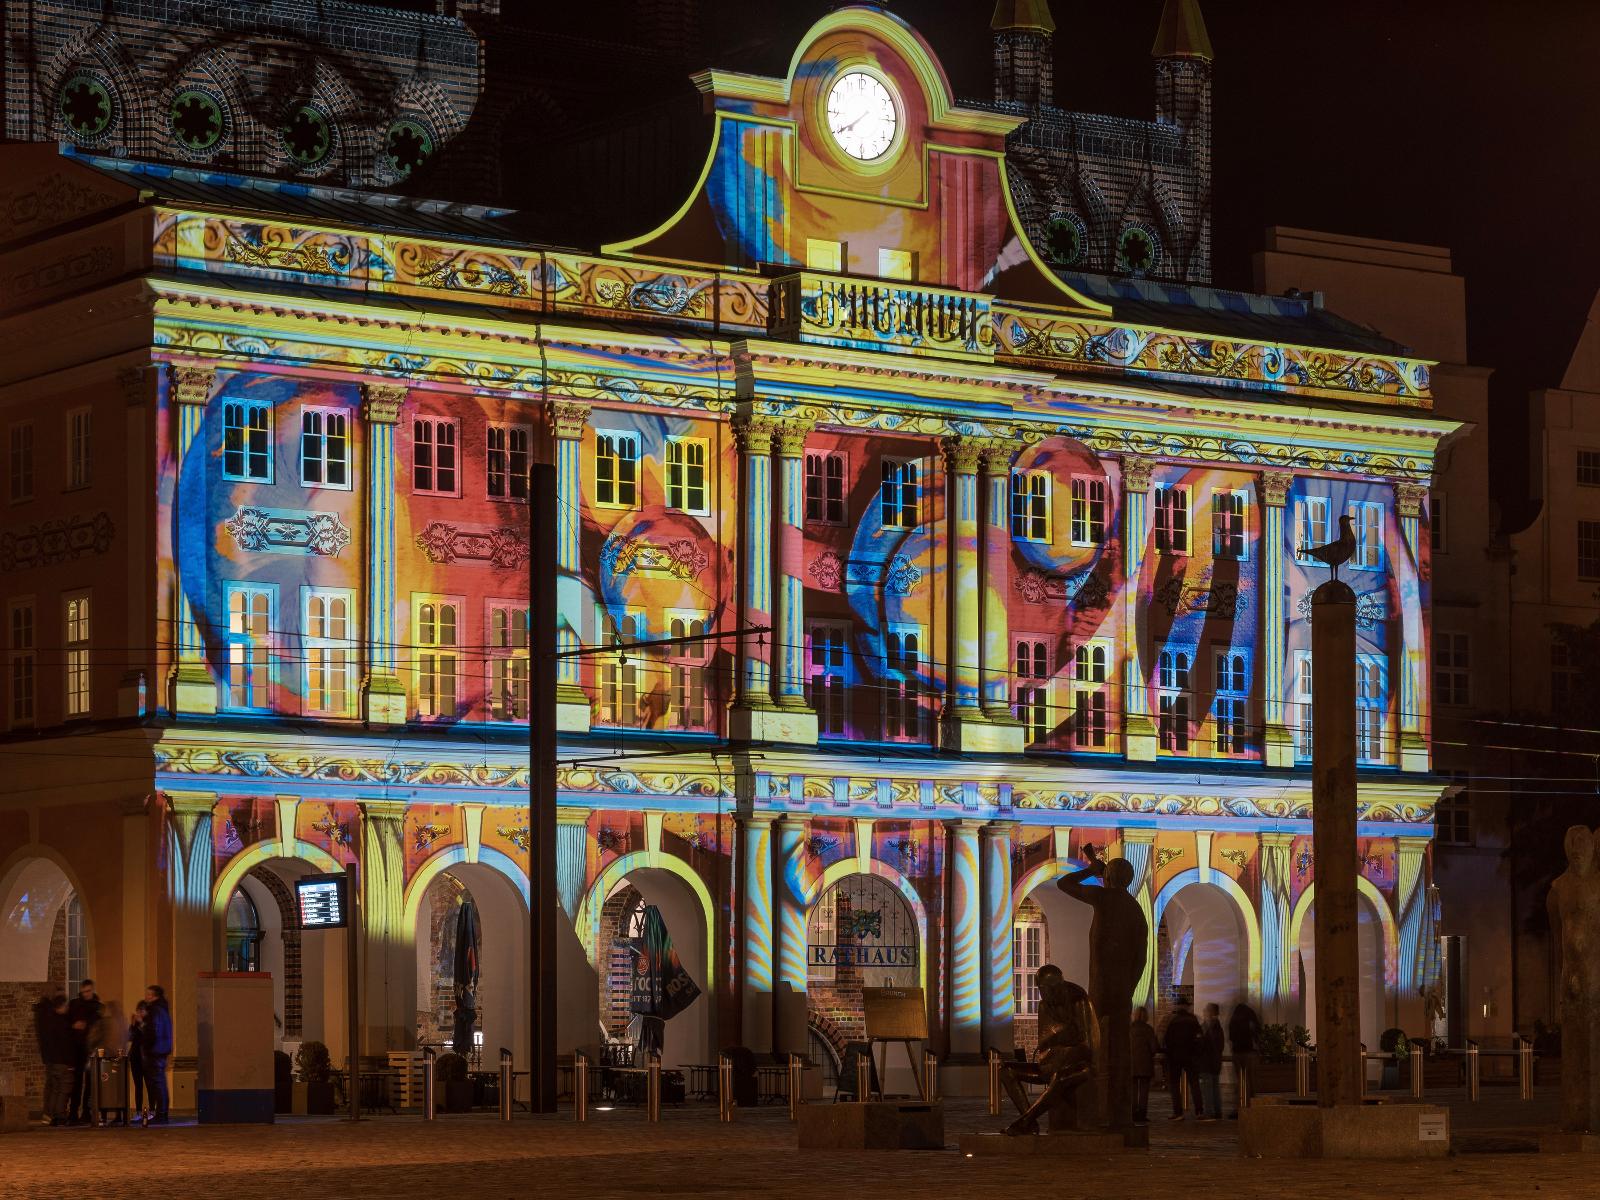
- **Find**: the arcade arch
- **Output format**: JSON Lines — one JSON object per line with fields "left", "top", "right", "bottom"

{"left": 1290, "top": 881, "right": 1397, "bottom": 1052}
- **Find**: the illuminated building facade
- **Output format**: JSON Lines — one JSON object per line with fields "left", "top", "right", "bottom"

{"left": 0, "top": 4, "right": 1454, "bottom": 1102}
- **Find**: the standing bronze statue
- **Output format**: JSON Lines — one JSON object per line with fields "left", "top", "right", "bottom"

{"left": 999, "top": 964, "right": 1097, "bottom": 1136}
{"left": 1058, "top": 844, "right": 1149, "bottom": 1131}
{"left": 1548, "top": 825, "right": 1600, "bottom": 1133}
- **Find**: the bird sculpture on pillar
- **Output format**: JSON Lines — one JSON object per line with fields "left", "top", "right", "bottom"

{"left": 1303, "top": 514, "right": 1357, "bottom": 582}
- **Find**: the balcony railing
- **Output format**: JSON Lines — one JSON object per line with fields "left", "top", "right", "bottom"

{"left": 768, "top": 270, "right": 995, "bottom": 362}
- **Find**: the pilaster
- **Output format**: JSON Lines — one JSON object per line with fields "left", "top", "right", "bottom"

{"left": 1120, "top": 827, "right": 1158, "bottom": 1009}
{"left": 738, "top": 812, "right": 778, "bottom": 1053}
{"left": 548, "top": 401, "right": 593, "bottom": 733}
{"left": 1120, "top": 456, "right": 1157, "bottom": 760}
{"left": 168, "top": 364, "right": 218, "bottom": 715}
{"left": 1258, "top": 470, "right": 1295, "bottom": 767}
{"left": 945, "top": 819, "right": 984, "bottom": 1059}
{"left": 771, "top": 419, "right": 818, "bottom": 743}
{"left": 1259, "top": 831, "right": 1294, "bottom": 1023}
{"left": 773, "top": 815, "right": 811, "bottom": 1053}
{"left": 978, "top": 441, "right": 1023, "bottom": 728}
{"left": 1395, "top": 481, "right": 1430, "bottom": 772}
{"left": 359, "top": 800, "right": 411, "bottom": 1053}
{"left": 979, "top": 821, "right": 1017, "bottom": 1054}
{"left": 164, "top": 791, "right": 216, "bottom": 1078}
{"left": 361, "top": 384, "right": 408, "bottom": 725}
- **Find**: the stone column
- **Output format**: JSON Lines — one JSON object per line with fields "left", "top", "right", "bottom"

{"left": 361, "top": 384, "right": 407, "bottom": 725}
{"left": 979, "top": 821, "right": 1017, "bottom": 1054}
{"left": 1120, "top": 456, "right": 1156, "bottom": 760}
{"left": 359, "top": 800, "right": 411, "bottom": 1054}
{"left": 730, "top": 415, "right": 778, "bottom": 740}
{"left": 165, "top": 791, "right": 216, "bottom": 1104}
{"left": 1259, "top": 831, "right": 1295, "bottom": 1023}
{"left": 1259, "top": 471, "right": 1295, "bottom": 767}
{"left": 738, "top": 811, "right": 777, "bottom": 1053}
{"left": 556, "top": 807, "right": 591, "bottom": 920}
{"left": 1121, "top": 827, "right": 1158, "bottom": 1009}
{"left": 548, "top": 401, "right": 593, "bottom": 733}
{"left": 946, "top": 819, "right": 984, "bottom": 1059}
{"left": 773, "top": 815, "right": 811, "bottom": 1054}
{"left": 1395, "top": 481, "right": 1430, "bottom": 772}
{"left": 979, "top": 441, "right": 1025, "bottom": 748}
{"left": 169, "top": 365, "right": 217, "bottom": 715}
{"left": 1395, "top": 835, "right": 1431, "bottom": 1024}
{"left": 771, "top": 420, "right": 818, "bottom": 744}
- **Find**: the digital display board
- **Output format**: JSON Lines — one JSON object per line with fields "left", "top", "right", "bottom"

{"left": 296, "top": 874, "right": 348, "bottom": 929}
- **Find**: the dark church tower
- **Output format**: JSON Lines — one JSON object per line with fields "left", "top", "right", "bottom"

{"left": 1152, "top": 0, "right": 1213, "bottom": 280}
{"left": 992, "top": 0, "right": 1055, "bottom": 109}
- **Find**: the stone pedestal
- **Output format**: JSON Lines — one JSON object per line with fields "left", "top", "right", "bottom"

{"left": 1238, "top": 1098, "right": 1449, "bottom": 1159}
{"left": 796, "top": 1100, "right": 944, "bottom": 1150}
{"left": 0, "top": 1084, "right": 27, "bottom": 1132}
{"left": 196, "top": 972, "right": 276, "bottom": 1123}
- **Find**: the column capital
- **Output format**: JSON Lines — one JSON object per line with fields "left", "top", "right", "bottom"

{"left": 1394, "top": 480, "right": 1428, "bottom": 518}
{"left": 977, "top": 440, "right": 1022, "bottom": 476}
{"left": 1260, "top": 830, "right": 1296, "bottom": 850}
{"left": 169, "top": 363, "right": 215, "bottom": 407}
{"left": 1121, "top": 827, "right": 1157, "bottom": 846}
{"left": 739, "top": 809, "right": 780, "bottom": 827}
{"left": 940, "top": 435, "right": 983, "bottom": 474}
{"left": 165, "top": 791, "right": 217, "bottom": 817}
{"left": 733, "top": 413, "right": 778, "bottom": 455}
{"left": 979, "top": 820, "right": 1019, "bottom": 840}
{"left": 358, "top": 799, "right": 409, "bottom": 822}
{"left": 120, "top": 364, "right": 154, "bottom": 407}
{"left": 772, "top": 417, "right": 814, "bottom": 457}
{"left": 1258, "top": 470, "right": 1294, "bottom": 508}
{"left": 1120, "top": 454, "right": 1156, "bottom": 494}
{"left": 557, "top": 805, "right": 591, "bottom": 826}
{"left": 547, "top": 399, "right": 591, "bottom": 441}
{"left": 361, "top": 382, "right": 407, "bottom": 424}
{"left": 944, "top": 817, "right": 987, "bottom": 833}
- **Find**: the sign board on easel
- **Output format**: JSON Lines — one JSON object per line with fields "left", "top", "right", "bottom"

{"left": 861, "top": 986, "right": 928, "bottom": 1100}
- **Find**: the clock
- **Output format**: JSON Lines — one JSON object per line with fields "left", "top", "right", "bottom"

{"left": 826, "top": 71, "right": 898, "bottom": 161}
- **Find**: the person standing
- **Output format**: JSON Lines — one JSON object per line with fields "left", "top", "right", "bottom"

{"left": 142, "top": 984, "right": 173, "bottom": 1125}
{"left": 128, "top": 1002, "right": 149, "bottom": 1124}
{"left": 1129, "top": 1006, "right": 1161, "bottom": 1124}
{"left": 1227, "top": 1003, "right": 1262, "bottom": 1117}
{"left": 1161, "top": 998, "right": 1202, "bottom": 1120}
{"left": 1196, "top": 1003, "right": 1225, "bottom": 1123}
{"left": 65, "top": 978, "right": 103, "bottom": 1124}
{"left": 34, "top": 994, "right": 75, "bottom": 1126}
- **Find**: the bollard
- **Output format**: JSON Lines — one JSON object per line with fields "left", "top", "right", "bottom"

{"left": 1409, "top": 1044, "right": 1424, "bottom": 1100}
{"left": 500, "top": 1048, "right": 514, "bottom": 1122}
{"left": 421, "top": 1046, "right": 437, "bottom": 1120}
{"left": 574, "top": 1052, "right": 588, "bottom": 1123}
{"left": 1359, "top": 1052, "right": 1367, "bottom": 1100}
{"left": 855, "top": 1051, "right": 871, "bottom": 1104}
{"left": 718, "top": 1054, "right": 733, "bottom": 1122}
{"left": 923, "top": 1051, "right": 938, "bottom": 1102}
{"left": 1519, "top": 1039, "right": 1533, "bottom": 1101}
{"left": 1294, "top": 1046, "right": 1311, "bottom": 1099}
{"left": 788, "top": 1054, "right": 802, "bottom": 1122}
{"left": 987, "top": 1049, "right": 1001, "bottom": 1116}
{"left": 1236, "top": 1059, "right": 1251, "bottom": 1111}
{"left": 647, "top": 1054, "right": 661, "bottom": 1123}
{"left": 1467, "top": 1042, "right": 1480, "bottom": 1101}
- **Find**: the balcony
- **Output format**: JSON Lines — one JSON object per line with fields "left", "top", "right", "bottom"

{"left": 768, "top": 270, "right": 996, "bottom": 362}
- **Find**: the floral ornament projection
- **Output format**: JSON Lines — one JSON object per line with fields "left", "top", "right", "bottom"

{"left": 59, "top": 73, "right": 114, "bottom": 140}
{"left": 171, "top": 88, "right": 226, "bottom": 152}
{"left": 384, "top": 117, "right": 435, "bottom": 178}
{"left": 224, "top": 507, "right": 351, "bottom": 556}
{"left": 1043, "top": 212, "right": 1088, "bottom": 268}
{"left": 281, "top": 103, "right": 334, "bottom": 168}
{"left": 1115, "top": 223, "right": 1162, "bottom": 276}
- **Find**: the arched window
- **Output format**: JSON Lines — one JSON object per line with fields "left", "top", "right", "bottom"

{"left": 63, "top": 893, "right": 89, "bottom": 993}
{"left": 226, "top": 889, "right": 262, "bottom": 973}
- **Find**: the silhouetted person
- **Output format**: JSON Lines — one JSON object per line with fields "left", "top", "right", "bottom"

{"left": 1228, "top": 1003, "right": 1262, "bottom": 1116}
{"left": 1130, "top": 1006, "right": 1160, "bottom": 1124}
{"left": 65, "top": 978, "right": 102, "bottom": 1124}
{"left": 142, "top": 984, "right": 173, "bottom": 1124}
{"left": 129, "top": 1002, "right": 149, "bottom": 1123}
{"left": 1196, "top": 1002, "right": 1225, "bottom": 1122}
{"left": 1162, "top": 999, "right": 1202, "bottom": 1119}
{"left": 35, "top": 994, "right": 74, "bottom": 1126}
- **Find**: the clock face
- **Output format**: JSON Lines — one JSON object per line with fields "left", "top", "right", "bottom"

{"left": 826, "top": 71, "right": 897, "bottom": 161}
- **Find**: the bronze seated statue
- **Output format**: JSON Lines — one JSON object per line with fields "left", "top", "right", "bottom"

{"left": 998, "top": 964, "right": 1098, "bottom": 1136}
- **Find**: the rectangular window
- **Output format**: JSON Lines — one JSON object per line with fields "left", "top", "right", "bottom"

{"left": 1436, "top": 776, "right": 1472, "bottom": 845}
{"left": 416, "top": 599, "right": 460, "bottom": 718}
{"left": 413, "top": 417, "right": 458, "bottom": 496}
{"left": 1072, "top": 641, "right": 1111, "bottom": 750}
{"left": 63, "top": 593, "right": 91, "bottom": 718}
{"left": 598, "top": 610, "right": 644, "bottom": 726}
{"left": 880, "top": 459, "right": 920, "bottom": 530}
{"left": 1552, "top": 637, "right": 1578, "bottom": 713}
{"left": 1580, "top": 521, "right": 1600, "bottom": 580}
{"left": 595, "top": 431, "right": 640, "bottom": 508}
{"left": 666, "top": 436, "right": 708, "bottom": 513}
{"left": 1014, "top": 639, "right": 1050, "bottom": 745}
{"left": 67, "top": 408, "right": 91, "bottom": 489}
{"left": 488, "top": 604, "right": 529, "bottom": 721}
{"left": 808, "top": 622, "right": 849, "bottom": 737}
{"left": 1212, "top": 490, "right": 1246, "bottom": 559}
{"left": 1293, "top": 652, "right": 1314, "bottom": 760}
{"left": 1357, "top": 656, "right": 1387, "bottom": 764}
{"left": 1157, "top": 649, "right": 1191, "bottom": 753}
{"left": 300, "top": 408, "right": 350, "bottom": 489}
{"left": 878, "top": 247, "right": 914, "bottom": 281}
{"left": 224, "top": 585, "right": 272, "bottom": 711}
{"left": 486, "top": 424, "right": 530, "bottom": 501}
{"left": 1434, "top": 631, "right": 1470, "bottom": 707}
{"left": 8, "top": 423, "right": 33, "bottom": 502}
{"left": 1010, "top": 471, "right": 1051, "bottom": 542}
{"left": 1154, "top": 484, "right": 1189, "bottom": 554}
{"left": 1013, "top": 920, "right": 1043, "bottom": 1016}
{"left": 223, "top": 401, "right": 272, "bottom": 482}
{"left": 1296, "top": 496, "right": 1331, "bottom": 562}
{"left": 7, "top": 600, "right": 35, "bottom": 728}
{"left": 1214, "top": 650, "right": 1248, "bottom": 756}
{"left": 805, "top": 451, "right": 847, "bottom": 525}
{"left": 666, "top": 614, "right": 708, "bottom": 731}
{"left": 805, "top": 238, "right": 844, "bottom": 272}
{"left": 1430, "top": 493, "right": 1447, "bottom": 554}
{"left": 1349, "top": 501, "right": 1384, "bottom": 569}
{"left": 1070, "top": 477, "right": 1106, "bottom": 545}
{"left": 1580, "top": 450, "right": 1600, "bottom": 487}
{"left": 883, "top": 626, "right": 924, "bottom": 742}
{"left": 303, "top": 589, "right": 353, "bottom": 716}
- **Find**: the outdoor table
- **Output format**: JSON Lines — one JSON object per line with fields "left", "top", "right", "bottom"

{"left": 684, "top": 1063, "right": 718, "bottom": 1100}
{"left": 756, "top": 1065, "right": 789, "bottom": 1104}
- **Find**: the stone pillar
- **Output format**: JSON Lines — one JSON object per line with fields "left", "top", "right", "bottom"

{"left": 1311, "top": 582, "right": 1361, "bottom": 1107}
{"left": 773, "top": 815, "right": 810, "bottom": 1054}
{"left": 946, "top": 819, "right": 984, "bottom": 1060}
{"left": 771, "top": 420, "right": 818, "bottom": 743}
{"left": 738, "top": 811, "right": 777, "bottom": 1053}
{"left": 169, "top": 365, "right": 217, "bottom": 715}
{"left": 1121, "top": 827, "right": 1157, "bottom": 1009}
{"left": 1395, "top": 835, "right": 1431, "bottom": 1028}
{"left": 979, "top": 441, "right": 1026, "bottom": 747}
{"left": 359, "top": 801, "right": 411, "bottom": 1055}
{"left": 165, "top": 791, "right": 216, "bottom": 1109}
{"left": 1259, "top": 831, "right": 1295, "bottom": 1024}
{"left": 1259, "top": 471, "right": 1295, "bottom": 767}
{"left": 548, "top": 401, "right": 593, "bottom": 733}
{"left": 556, "top": 807, "right": 591, "bottom": 920}
{"left": 1395, "top": 482, "right": 1430, "bottom": 772}
{"left": 1120, "top": 456, "right": 1156, "bottom": 760}
{"left": 730, "top": 415, "right": 778, "bottom": 740}
{"left": 979, "top": 821, "right": 1016, "bottom": 1054}
{"left": 360, "top": 384, "right": 407, "bottom": 725}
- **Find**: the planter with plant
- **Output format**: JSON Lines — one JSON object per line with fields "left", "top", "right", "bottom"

{"left": 436, "top": 1052, "right": 473, "bottom": 1113}
{"left": 293, "top": 1041, "right": 336, "bottom": 1115}
{"left": 1250, "top": 1023, "right": 1315, "bottom": 1094}
{"left": 1378, "top": 1028, "right": 1409, "bottom": 1089}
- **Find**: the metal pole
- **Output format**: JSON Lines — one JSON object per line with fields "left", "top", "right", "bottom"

{"left": 1519, "top": 1038, "right": 1533, "bottom": 1100}
{"left": 1237, "top": 1056, "right": 1250, "bottom": 1111}
{"left": 529, "top": 459, "right": 559, "bottom": 1113}
{"left": 924, "top": 1050, "right": 938, "bottom": 1102}
{"left": 646, "top": 1053, "right": 661, "bottom": 1122}
{"left": 788, "top": 1054, "right": 801, "bottom": 1122}
{"left": 987, "top": 1048, "right": 1001, "bottom": 1116}
{"left": 500, "top": 1047, "right": 514, "bottom": 1121}
{"left": 1467, "top": 1042, "right": 1480, "bottom": 1101}
{"left": 718, "top": 1054, "right": 733, "bottom": 1122}
{"left": 574, "top": 1052, "right": 588, "bottom": 1123}
{"left": 1409, "top": 1043, "right": 1424, "bottom": 1100}
{"left": 1294, "top": 1046, "right": 1311, "bottom": 1099}
{"left": 856, "top": 1052, "right": 871, "bottom": 1104}
{"left": 421, "top": 1046, "right": 436, "bottom": 1120}
{"left": 345, "top": 863, "right": 361, "bottom": 1122}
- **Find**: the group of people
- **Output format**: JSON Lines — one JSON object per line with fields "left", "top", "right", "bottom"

{"left": 1132, "top": 997, "right": 1261, "bottom": 1123}
{"left": 32, "top": 979, "right": 173, "bottom": 1126}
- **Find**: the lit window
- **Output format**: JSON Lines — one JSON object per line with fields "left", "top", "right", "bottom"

{"left": 1013, "top": 901, "right": 1045, "bottom": 1015}
{"left": 878, "top": 247, "right": 913, "bottom": 281}
{"left": 1296, "top": 496, "right": 1331, "bottom": 561}
{"left": 300, "top": 408, "right": 349, "bottom": 489}
{"left": 1293, "top": 652, "right": 1313, "bottom": 760}
{"left": 881, "top": 459, "right": 920, "bottom": 530}
{"left": 666, "top": 615, "right": 708, "bottom": 730}
{"left": 416, "top": 599, "right": 459, "bottom": 718}
{"left": 1014, "top": 639, "right": 1049, "bottom": 745}
{"left": 224, "top": 585, "right": 271, "bottom": 711}
{"left": 595, "top": 432, "right": 640, "bottom": 508}
{"left": 303, "top": 590, "right": 353, "bottom": 716}
{"left": 805, "top": 239, "right": 844, "bottom": 272}
{"left": 63, "top": 894, "right": 88, "bottom": 995}
{"left": 1157, "top": 649, "right": 1191, "bottom": 753}
{"left": 1434, "top": 631, "right": 1470, "bottom": 708}
{"left": 808, "top": 622, "right": 849, "bottom": 737}
{"left": 8, "top": 600, "right": 35, "bottom": 727}
{"left": 1580, "top": 450, "right": 1600, "bottom": 487}
{"left": 1072, "top": 641, "right": 1111, "bottom": 749}
{"left": 1070, "top": 476, "right": 1106, "bottom": 545}
{"left": 413, "top": 418, "right": 458, "bottom": 495}
{"left": 223, "top": 401, "right": 272, "bottom": 482}
{"left": 1349, "top": 501, "right": 1383, "bottom": 570}
{"left": 598, "top": 610, "right": 644, "bottom": 726}
{"left": 1154, "top": 484, "right": 1188, "bottom": 554}
{"left": 7, "top": 423, "right": 33, "bottom": 502}
{"left": 1356, "top": 656, "right": 1387, "bottom": 764}
{"left": 64, "top": 593, "right": 91, "bottom": 718}
{"left": 1010, "top": 471, "right": 1051, "bottom": 542}
{"left": 1429, "top": 493, "right": 1447, "bottom": 554}
{"left": 487, "top": 424, "right": 531, "bottom": 501}
{"left": 805, "top": 452, "right": 846, "bottom": 524}
{"left": 666, "top": 436, "right": 708, "bottom": 513}
{"left": 1214, "top": 650, "right": 1248, "bottom": 755}
{"left": 67, "top": 408, "right": 91, "bottom": 489}
{"left": 1212, "top": 490, "right": 1246, "bottom": 559}
{"left": 1580, "top": 522, "right": 1600, "bottom": 580}
{"left": 488, "top": 604, "right": 529, "bottom": 721}
{"left": 884, "top": 626, "right": 923, "bottom": 741}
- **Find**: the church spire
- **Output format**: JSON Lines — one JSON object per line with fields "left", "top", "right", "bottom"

{"left": 991, "top": 0, "right": 1055, "bottom": 109}
{"left": 1150, "top": 0, "right": 1213, "bottom": 62}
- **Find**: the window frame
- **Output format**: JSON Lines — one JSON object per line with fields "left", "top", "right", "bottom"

{"left": 1069, "top": 475, "right": 1107, "bottom": 546}
{"left": 1429, "top": 492, "right": 1447, "bottom": 555}
{"left": 805, "top": 450, "right": 847, "bottom": 526}
{"left": 1433, "top": 630, "right": 1471, "bottom": 708}
{"left": 1356, "top": 654, "right": 1388, "bottom": 765}
{"left": 1435, "top": 775, "right": 1473, "bottom": 846}
{"left": 301, "top": 586, "right": 355, "bottom": 717}
{"left": 7, "top": 422, "right": 33, "bottom": 503}
{"left": 223, "top": 582, "right": 274, "bottom": 713}
{"left": 486, "top": 422, "right": 532, "bottom": 503}
{"left": 63, "top": 591, "right": 91, "bottom": 718}
{"left": 299, "top": 406, "right": 351, "bottom": 491}
{"left": 1579, "top": 449, "right": 1600, "bottom": 488}
{"left": 596, "top": 608, "right": 646, "bottom": 727}
{"left": 880, "top": 457, "right": 921, "bottom": 531}
{"left": 1153, "top": 483, "right": 1189, "bottom": 555}
{"left": 223, "top": 400, "right": 273, "bottom": 483}
{"left": 1580, "top": 521, "right": 1600, "bottom": 581}
{"left": 1212, "top": 647, "right": 1249, "bottom": 756}
{"left": 664, "top": 612, "right": 710, "bottom": 731}
{"left": 594, "top": 429, "right": 641, "bottom": 510}
{"left": 414, "top": 594, "right": 464, "bottom": 720}
{"left": 7, "top": 597, "right": 36, "bottom": 729}
{"left": 1013, "top": 636, "right": 1051, "bottom": 746}
{"left": 1009, "top": 470, "right": 1052, "bottom": 543}
{"left": 665, "top": 435, "right": 710, "bottom": 515}
{"left": 808, "top": 620, "right": 851, "bottom": 738}
{"left": 1295, "top": 496, "right": 1331, "bottom": 563}
{"left": 1211, "top": 488, "right": 1247, "bottom": 560}
{"left": 1348, "top": 500, "right": 1384, "bottom": 571}
{"left": 486, "top": 600, "right": 530, "bottom": 722}
{"left": 1157, "top": 647, "right": 1193, "bottom": 754}
{"left": 412, "top": 416, "right": 460, "bottom": 498}
{"left": 1292, "top": 650, "right": 1314, "bottom": 761}
{"left": 1071, "top": 638, "right": 1113, "bottom": 751}
{"left": 66, "top": 407, "right": 91, "bottom": 490}
{"left": 882, "top": 623, "right": 925, "bottom": 743}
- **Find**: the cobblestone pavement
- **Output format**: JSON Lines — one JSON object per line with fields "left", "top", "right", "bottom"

{"left": 5, "top": 1093, "right": 1591, "bottom": 1200}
